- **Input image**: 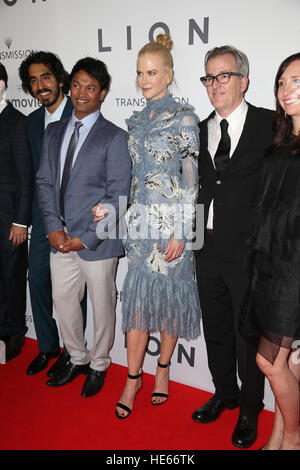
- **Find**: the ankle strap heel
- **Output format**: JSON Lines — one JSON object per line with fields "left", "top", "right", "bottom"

{"left": 127, "top": 370, "right": 142, "bottom": 380}
{"left": 157, "top": 361, "right": 170, "bottom": 368}
{"left": 116, "top": 370, "right": 142, "bottom": 420}
{"left": 152, "top": 361, "right": 170, "bottom": 406}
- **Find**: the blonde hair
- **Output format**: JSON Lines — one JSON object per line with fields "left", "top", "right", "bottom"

{"left": 138, "top": 34, "right": 174, "bottom": 70}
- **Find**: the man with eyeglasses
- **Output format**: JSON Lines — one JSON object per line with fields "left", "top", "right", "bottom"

{"left": 192, "top": 46, "right": 274, "bottom": 449}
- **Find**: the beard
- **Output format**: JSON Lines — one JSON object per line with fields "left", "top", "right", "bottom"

{"left": 37, "top": 84, "right": 61, "bottom": 108}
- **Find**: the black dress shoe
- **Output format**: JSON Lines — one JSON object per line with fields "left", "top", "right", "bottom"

{"left": 81, "top": 368, "right": 106, "bottom": 398}
{"left": 47, "top": 351, "right": 70, "bottom": 378}
{"left": 192, "top": 395, "right": 238, "bottom": 423}
{"left": 46, "top": 360, "right": 90, "bottom": 387}
{"left": 5, "top": 335, "right": 25, "bottom": 362}
{"left": 232, "top": 412, "right": 259, "bottom": 449}
{"left": 26, "top": 348, "right": 61, "bottom": 375}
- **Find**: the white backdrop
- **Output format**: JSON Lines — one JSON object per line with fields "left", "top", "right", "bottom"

{"left": 1, "top": 0, "right": 300, "bottom": 411}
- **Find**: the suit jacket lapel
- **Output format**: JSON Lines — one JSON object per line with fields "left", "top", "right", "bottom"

{"left": 33, "top": 98, "right": 72, "bottom": 152}
{"left": 50, "top": 99, "right": 73, "bottom": 187}
{"left": 53, "top": 119, "right": 70, "bottom": 191}
{"left": 200, "top": 111, "right": 216, "bottom": 173}
{"left": 61, "top": 96, "right": 73, "bottom": 120}
{"left": 68, "top": 113, "right": 106, "bottom": 186}
{"left": 32, "top": 106, "right": 46, "bottom": 153}
{"left": 221, "top": 103, "right": 256, "bottom": 175}
{"left": 0, "top": 101, "right": 12, "bottom": 124}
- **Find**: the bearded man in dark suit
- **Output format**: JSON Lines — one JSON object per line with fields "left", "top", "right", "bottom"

{"left": 192, "top": 46, "right": 274, "bottom": 449}
{"left": 0, "top": 63, "right": 33, "bottom": 361}
{"left": 19, "top": 51, "right": 87, "bottom": 377}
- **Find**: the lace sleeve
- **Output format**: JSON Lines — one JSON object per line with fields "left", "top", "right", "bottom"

{"left": 174, "top": 113, "right": 200, "bottom": 245}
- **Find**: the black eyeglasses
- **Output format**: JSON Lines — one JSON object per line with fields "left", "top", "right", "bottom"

{"left": 200, "top": 72, "right": 243, "bottom": 87}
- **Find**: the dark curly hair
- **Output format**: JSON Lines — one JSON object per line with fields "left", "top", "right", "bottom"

{"left": 70, "top": 57, "right": 111, "bottom": 92}
{"left": 18, "top": 50, "right": 70, "bottom": 96}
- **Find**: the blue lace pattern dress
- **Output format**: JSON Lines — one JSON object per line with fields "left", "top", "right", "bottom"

{"left": 121, "top": 93, "right": 201, "bottom": 340}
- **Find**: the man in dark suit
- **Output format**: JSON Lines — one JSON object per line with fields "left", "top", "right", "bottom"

{"left": 0, "top": 63, "right": 33, "bottom": 361}
{"left": 192, "top": 46, "right": 274, "bottom": 448}
{"left": 36, "top": 57, "right": 131, "bottom": 398}
{"left": 19, "top": 51, "right": 87, "bottom": 376}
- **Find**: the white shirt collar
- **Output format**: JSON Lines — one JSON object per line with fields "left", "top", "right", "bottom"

{"left": 70, "top": 108, "right": 100, "bottom": 129}
{"left": 44, "top": 95, "right": 68, "bottom": 128}
{"left": 214, "top": 99, "right": 248, "bottom": 130}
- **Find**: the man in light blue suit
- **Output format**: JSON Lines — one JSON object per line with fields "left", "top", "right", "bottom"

{"left": 36, "top": 57, "right": 131, "bottom": 398}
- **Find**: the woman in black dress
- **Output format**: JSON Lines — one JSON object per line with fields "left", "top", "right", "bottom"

{"left": 246, "top": 53, "right": 300, "bottom": 450}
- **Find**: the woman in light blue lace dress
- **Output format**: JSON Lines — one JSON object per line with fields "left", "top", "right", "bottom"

{"left": 114, "top": 35, "right": 201, "bottom": 419}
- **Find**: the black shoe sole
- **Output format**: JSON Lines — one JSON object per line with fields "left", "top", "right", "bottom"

{"left": 232, "top": 438, "right": 257, "bottom": 449}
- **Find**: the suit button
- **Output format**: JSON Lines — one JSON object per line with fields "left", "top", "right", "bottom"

{"left": 216, "top": 180, "right": 221, "bottom": 184}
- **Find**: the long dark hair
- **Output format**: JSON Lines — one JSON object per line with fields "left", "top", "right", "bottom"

{"left": 272, "top": 52, "right": 300, "bottom": 155}
{"left": 19, "top": 51, "right": 70, "bottom": 96}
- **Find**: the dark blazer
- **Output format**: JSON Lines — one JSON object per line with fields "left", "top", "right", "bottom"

{"left": 27, "top": 97, "right": 73, "bottom": 227}
{"left": 0, "top": 102, "right": 33, "bottom": 225}
{"left": 36, "top": 112, "right": 131, "bottom": 262}
{"left": 198, "top": 103, "right": 274, "bottom": 262}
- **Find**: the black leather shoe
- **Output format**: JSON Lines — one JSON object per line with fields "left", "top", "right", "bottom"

{"left": 46, "top": 360, "right": 89, "bottom": 387}
{"left": 27, "top": 348, "right": 61, "bottom": 375}
{"left": 231, "top": 412, "right": 259, "bottom": 449}
{"left": 5, "top": 335, "right": 25, "bottom": 362}
{"left": 192, "top": 395, "right": 238, "bottom": 423}
{"left": 81, "top": 368, "right": 106, "bottom": 398}
{"left": 47, "top": 351, "right": 70, "bottom": 378}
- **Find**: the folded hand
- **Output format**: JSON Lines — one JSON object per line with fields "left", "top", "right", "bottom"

{"left": 164, "top": 238, "right": 184, "bottom": 262}
{"left": 48, "top": 230, "right": 70, "bottom": 252}
{"left": 92, "top": 202, "right": 108, "bottom": 222}
{"left": 64, "top": 237, "right": 85, "bottom": 252}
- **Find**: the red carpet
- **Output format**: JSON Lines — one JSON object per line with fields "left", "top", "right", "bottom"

{"left": 0, "top": 338, "right": 274, "bottom": 451}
